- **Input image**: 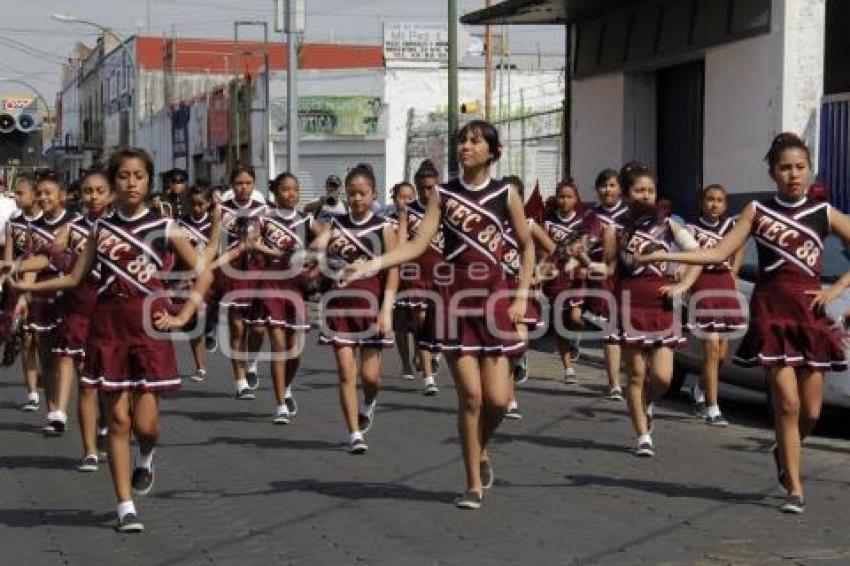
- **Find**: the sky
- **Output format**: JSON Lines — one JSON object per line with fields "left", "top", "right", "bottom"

{"left": 1, "top": 0, "right": 566, "bottom": 107}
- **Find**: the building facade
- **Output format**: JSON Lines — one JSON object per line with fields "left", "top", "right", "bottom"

{"left": 463, "top": 0, "right": 850, "bottom": 216}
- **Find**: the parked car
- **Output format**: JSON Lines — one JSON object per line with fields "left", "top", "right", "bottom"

{"left": 672, "top": 236, "right": 850, "bottom": 409}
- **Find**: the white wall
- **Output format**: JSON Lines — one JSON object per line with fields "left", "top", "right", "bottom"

{"left": 780, "top": 0, "right": 826, "bottom": 162}
{"left": 570, "top": 73, "right": 625, "bottom": 200}
{"left": 703, "top": 33, "right": 781, "bottom": 193}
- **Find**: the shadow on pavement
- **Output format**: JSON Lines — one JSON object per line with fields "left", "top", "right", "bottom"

{"left": 565, "top": 473, "right": 769, "bottom": 505}
{"left": 0, "top": 454, "right": 79, "bottom": 470}
{"left": 267, "top": 479, "right": 457, "bottom": 503}
{"left": 502, "top": 432, "right": 628, "bottom": 454}
{"left": 0, "top": 508, "right": 113, "bottom": 529}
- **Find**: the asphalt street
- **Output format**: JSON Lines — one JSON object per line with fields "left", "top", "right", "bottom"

{"left": 1, "top": 334, "right": 849, "bottom": 565}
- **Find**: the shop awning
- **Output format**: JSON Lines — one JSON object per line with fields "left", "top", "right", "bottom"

{"left": 460, "top": 0, "right": 646, "bottom": 26}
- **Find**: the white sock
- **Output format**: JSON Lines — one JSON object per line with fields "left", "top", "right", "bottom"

{"left": 349, "top": 431, "right": 363, "bottom": 443}
{"left": 276, "top": 404, "right": 289, "bottom": 415}
{"left": 97, "top": 427, "right": 108, "bottom": 437}
{"left": 28, "top": 391, "right": 39, "bottom": 403}
{"left": 197, "top": 368, "right": 207, "bottom": 376}
{"left": 565, "top": 367, "right": 576, "bottom": 377}
{"left": 638, "top": 433, "right": 653, "bottom": 445}
{"left": 284, "top": 386, "right": 293, "bottom": 398}
{"left": 424, "top": 375, "right": 435, "bottom": 385}
{"left": 692, "top": 384, "right": 705, "bottom": 403}
{"left": 135, "top": 447, "right": 154, "bottom": 470}
{"left": 507, "top": 399, "right": 518, "bottom": 411}
{"left": 247, "top": 360, "right": 258, "bottom": 373}
{"left": 707, "top": 404, "right": 722, "bottom": 418}
{"left": 235, "top": 378, "right": 249, "bottom": 392}
{"left": 117, "top": 500, "right": 136, "bottom": 519}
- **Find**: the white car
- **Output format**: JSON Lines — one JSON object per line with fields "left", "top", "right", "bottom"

{"left": 672, "top": 237, "right": 850, "bottom": 409}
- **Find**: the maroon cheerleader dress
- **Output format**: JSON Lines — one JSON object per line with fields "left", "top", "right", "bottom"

{"left": 51, "top": 214, "right": 101, "bottom": 361}
{"left": 503, "top": 220, "right": 542, "bottom": 330}
{"left": 734, "top": 196, "right": 846, "bottom": 370}
{"left": 685, "top": 217, "right": 747, "bottom": 333}
{"left": 419, "top": 178, "right": 525, "bottom": 356}
{"left": 245, "top": 208, "right": 311, "bottom": 330}
{"left": 24, "top": 210, "right": 79, "bottom": 333}
{"left": 1, "top": 211, "right": 41, "bottom": 339}
{"left": 584, "top": 201, "right": 628, "bottom": 331}
{"left": 318, "top": 212, "right": 394, "bottom": 348}
{"left": 215, "top": 198, "right": 265, "bottom": 310}
{"left": 614, "top": 213, "right": 686, "bottom": 348}
{"left": 80, "top": 208, "right": 181, "bottom": 393}
{"left": 395, "top": 200, "right": 448, "bottom": 310}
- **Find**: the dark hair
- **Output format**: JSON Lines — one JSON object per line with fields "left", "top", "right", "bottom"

{"left": 189, "top": 183, "right": 213, "bottom": 201}
{"left": 229, "top": 164, "right": 256, "bottom": 184}
{"left": 80, "top": 163, "right": 109, "bottom": 186}
{"left": 391, "top": 181, "right": 415, "bottom": 200}
{"left": 108, "top": 147, "right": 155, "bottom": 185}
{"left": 595, "top": 168, "right": 619, "bottom": 190}
{"left": 701, "top": 183, "right": 727, "bottom": 199}
{"left": 765, "top": 132, "right": 811, "bottom": 170}
{"left": 34, "top": 168, "right": 61, "bottom": 184}
{"left": 502, "top": 175, "right": 525, "bottom": 198}
{"left": 619, "top": 161, "right": 656, "bottom": 193}
{"left": 458, "top": 120, "right": 502, "bottom": 163}
{"left": 13, "top": 173, "right": 36, "bottom": 190}
{"left": 554, "top": 179, "right": 583, "bottom": 213}
{"left": 415, "top": 159, "right": 439, "bottom": 180}
{"left": 271, "top": 171, "right": 299, "bottom": 193}
{"left": 166, "top": 168, "right": 188, "bottom": 183}
{"left": 345, "top": 162, "right": 376, "bottom": 189}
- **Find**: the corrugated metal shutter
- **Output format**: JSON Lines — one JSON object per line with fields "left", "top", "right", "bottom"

{"left": 820, "top": 94, "right": 850, "bottom": 212}
{"left": 533, "top": 140, "right": 561, "bottom": 200}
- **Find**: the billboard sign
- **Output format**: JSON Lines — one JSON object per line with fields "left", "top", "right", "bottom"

{"left": 383, "top": 23, "right": 448, "bottom": 62}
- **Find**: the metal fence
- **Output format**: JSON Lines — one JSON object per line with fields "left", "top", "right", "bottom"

{"left": 820, "top": 93, "right": 850, "bottom": 212}
{"left": 495, "top": 107, "right": 564, "bottom": 199}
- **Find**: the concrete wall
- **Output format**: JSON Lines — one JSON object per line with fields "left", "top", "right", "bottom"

{"left": 570, "top": 73, "right": 625, "bottom": 200}
{"left": 780, "top": 0, "right": 826, "bottom": 159}
{"left": 703, "top": 33, "right": 781, "bottom": 193}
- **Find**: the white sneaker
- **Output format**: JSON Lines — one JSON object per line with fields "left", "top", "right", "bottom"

{"left": 273, "top": 408, "right": 291, "bottom": 425}
{"left": 424, "top": 376, "right": 439, "bottom": 396}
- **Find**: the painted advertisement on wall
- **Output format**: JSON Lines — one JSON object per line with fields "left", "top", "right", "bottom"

{"left": 270, "top": 96, "right": 383, "bottom": 139}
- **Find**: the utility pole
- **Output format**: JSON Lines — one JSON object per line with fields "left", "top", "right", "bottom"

{"left": 484, "top": 0, "right": 492, "bottom": 120}
{"left": 448, "top": 0, "right": 459, "bottom": 178}
{"left": 286, "top": 0, "right": 301, "bottom": 175}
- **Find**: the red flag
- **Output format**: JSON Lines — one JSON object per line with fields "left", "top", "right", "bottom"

{"left": 524, "top": 181, "right": 545, "bottom": 224}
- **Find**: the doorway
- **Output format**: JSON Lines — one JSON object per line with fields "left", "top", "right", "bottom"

{"left": 656, "top": 60, "right": 704, "bottom": 220}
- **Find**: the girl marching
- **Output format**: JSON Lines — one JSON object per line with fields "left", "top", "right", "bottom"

{"left": 343, "top": 121, "right": 534, "bottom": 509}
{"left": 175, "top": 184, "right": 221, "bottom": 383}
{"left": 603, "top": 163, "right": 703, "bottom": 458}
{"left": 12, "top": 148, "right": 207, "bottom": 532}
{"left": 217, "top": 166, "right": 266, "bottom": 398}
{"left": 684, "top": 184, "right": 746, "bottom": 426}
{"left": 541, "top": 180, "right": 591, "bottom": 387}
{"left": 639, "top": 133, "right": 850, "bottom": 514}
{"left": 244, "top": 172, "right": 316, "bottom": 424}
{"left": 314, "top": 164, "right": 399, "bottom": 453}
{"left": 586, "top": 169, "right": 629, "bottom": 400}
{"left": 3, "top": 174, "right": 42, "bottom": 410}
{"left": 20, "top": 170, "right": 78, "bottom": 435}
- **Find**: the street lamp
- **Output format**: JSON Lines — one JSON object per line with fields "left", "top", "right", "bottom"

{"left": 52, "top": 13, "right": 138, "bottom": 147}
